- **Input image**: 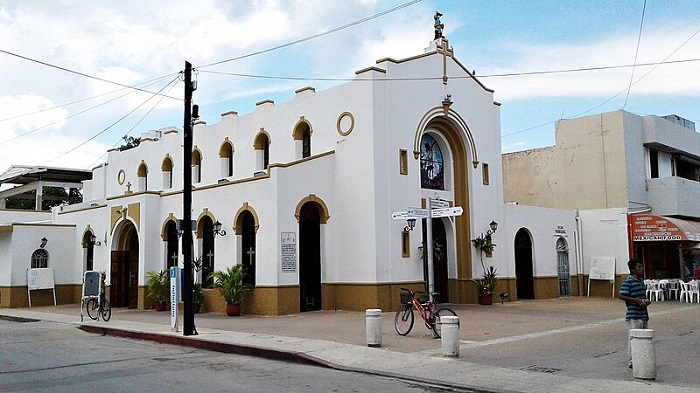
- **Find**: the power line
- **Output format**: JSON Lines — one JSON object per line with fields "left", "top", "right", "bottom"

{"left": 502, "top": 26, "right": 700, "bottom": 140}
{"left": 199, "top": 58, "right": 700, "bottom": 82}
{"left": 623, "top": 0, "right": 647, "bottom": 109}
{"left": 197, "top": 0, "right": 422, "bottom": 69}
{"left": 0, "top": 48, "right": 182, "bottom": 101}
{"left": 43, "top": 75, "right": 181, "bottom": 167}
{"left": 0, "top": 76, "right": 180, "bottom": 145}
{"left": 0, "top": 74, "right": 179, "bottom": 124}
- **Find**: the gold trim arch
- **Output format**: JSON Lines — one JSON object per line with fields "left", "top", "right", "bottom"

{"left": 195, "top": 208, "right": 216, "bottom": 238}
{"left": 233, "top": 203, "right": 260, "bottom": 235}
{"left": 219, "top": 138, "right": 235, "bottom": 157}
{"left": 81, "top": 225, "right": 97, "bottom": 248}
{"left": 294, "top": 194, "right": 330, "bottom": 224}
{"left": 292, "top": 116, "right": 313, "bottom": 140}
{"left": 253, "top": 129, "right": 272, "bottom": 149}
{"left": 413, "top": 106, "right": 478, "bottom": 168}
{"left": 413, "top": 109, "right": 476, "bottom": 300}
{"left": 160, "top": 213, "right": 178, "bottom": 241}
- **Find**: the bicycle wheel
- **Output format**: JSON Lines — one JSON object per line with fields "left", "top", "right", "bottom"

{"left": 394, "top": 304, "right": 414, "bottom": 336}
{"left": 85, "top": 298, "right": 98, "bottom": 321}
{"left": 432, "top": 307, "right": 457, "bottom": 338}
{"left": 101, "top": 300, "right": 111, "bottom": 322}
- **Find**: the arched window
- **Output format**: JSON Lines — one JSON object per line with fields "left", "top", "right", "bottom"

{"left": 219, "top": 141, "right": 234, "bottom": 178}
{"left": 253, "top": 132, "right": 270, "bottom": 171}
{"left": 420, "top": 134, "right": 444, "bottom": 190}
{"left": 31, "top": 249, "right": 49, "bottom": 268}
{"left": 192, "top": 149, "right": 202, "bottom": 183}
{"left": 161, "top": 156, "right": 173, "bottom": 189}
{"left": 137, "top": 162, "right": 148, "bottom": 191}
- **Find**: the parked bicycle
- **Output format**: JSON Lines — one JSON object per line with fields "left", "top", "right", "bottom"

{"left": 394, "top": 288, "right": 457, "bottom": 338}
{"left": 86, "top": 271, "right": 111, "bottom": 322}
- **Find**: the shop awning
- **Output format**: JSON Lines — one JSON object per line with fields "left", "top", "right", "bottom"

{"left": 631, "top": 214, "right": 700, "bottom": 242}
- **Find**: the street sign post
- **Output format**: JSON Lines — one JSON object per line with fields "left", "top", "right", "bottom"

{"left": 392, "top": 199, "right": 464, "bottom": 307}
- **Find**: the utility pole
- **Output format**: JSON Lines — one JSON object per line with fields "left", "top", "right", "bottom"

{"left": 182, "top": 61, "right": 195, "bottom": 336}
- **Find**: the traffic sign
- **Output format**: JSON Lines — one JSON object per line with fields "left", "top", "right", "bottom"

{"left": 431, "top": 206, "right": 463, "bottom": 218}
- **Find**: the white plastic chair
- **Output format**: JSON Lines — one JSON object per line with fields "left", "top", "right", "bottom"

{"left": 689, "top": 281, "right": 700, "bottom": 303}
{"left": 647, "top": 280, "right": 665, "bottom": 301}
{"left": 665, "top": 279, "right": 680, "bottom": 300}
{"left": 679, "top": 281, "right": 694, "bottom": 303}
{"left": 644, "top": 279, "right": 652, "bottom": 300}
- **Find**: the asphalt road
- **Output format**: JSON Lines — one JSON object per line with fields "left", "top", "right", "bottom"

{"left": 0, "top": 318, "right": 472, "bottom": 393}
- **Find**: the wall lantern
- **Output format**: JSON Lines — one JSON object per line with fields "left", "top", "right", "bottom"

{"left": 404, "top": 218, "right": 417, "bottom": 232}
{"left": 40, "top": 237, "right": 48, "bottom": 248}
{"left": 213, "top": 220, "right": 227, "bottom": 236}
{"left": 90, "top": 235, "right": 101, "bottom": 246}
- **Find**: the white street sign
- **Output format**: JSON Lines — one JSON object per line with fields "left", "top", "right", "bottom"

{"left": 432, "top": 199, "right": 450, "bottom": 209}
{"left": 408, "top": 208, "right": 430, "bottom": 218}
{"left": 392, "top": 211, "right": 410, "bottom": 220}
{"left": 431, "top": 206, "right": 463, "bottom": 218}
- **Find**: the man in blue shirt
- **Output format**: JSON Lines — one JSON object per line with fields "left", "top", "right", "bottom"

{"left": 618, "top": 259, "right": 650, "bottom": 369}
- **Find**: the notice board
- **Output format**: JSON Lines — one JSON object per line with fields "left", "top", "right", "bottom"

{"left": 27, "top": 268, "right": 56, "bottom": 306}
{"left": 588, "top": 257, "right": 616, "bottom": 298}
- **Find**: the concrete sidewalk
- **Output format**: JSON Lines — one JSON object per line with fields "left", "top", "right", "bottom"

{"left": 2, "top": 297, "right": 698, "bottom": 392}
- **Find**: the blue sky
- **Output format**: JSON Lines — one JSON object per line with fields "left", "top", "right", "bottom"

{"left": 1, "top": 0, "right": 698, "bottom": 175}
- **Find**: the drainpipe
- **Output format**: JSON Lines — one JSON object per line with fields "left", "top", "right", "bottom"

{"left": 575, "top": 212, "right": 584, "bottom": 296}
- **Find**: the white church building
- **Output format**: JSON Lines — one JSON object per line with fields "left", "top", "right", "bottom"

{"left": 0, "top": 37, "right": 580, "bottom": 315}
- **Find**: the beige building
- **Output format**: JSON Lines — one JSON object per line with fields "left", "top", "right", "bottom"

{"left": 503, "top": 110, "right": 700, "bottom": 294}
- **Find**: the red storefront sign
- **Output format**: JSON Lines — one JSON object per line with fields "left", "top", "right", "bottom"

{"left": 630, "top": 214, "right": 700, "bottom": 242}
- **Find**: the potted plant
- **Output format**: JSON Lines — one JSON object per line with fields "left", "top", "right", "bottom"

{"left": 146, "top": 270, "right": 169, "bottom": 311}
{"left": 472, "top": 236, "right": 496, "bottom": 257}
{"left": 476, "top": 266, "right": 498, "bottom": 305}
{"left": 208, "top": 264, "right": 251, "bottom": 316}
{"left": 193, "top": 283, "right": 204, "bottom": 314}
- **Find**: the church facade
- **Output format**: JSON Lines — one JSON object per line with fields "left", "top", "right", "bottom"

{"left": 1, "top": 39, "right": 580, "bottom": 313}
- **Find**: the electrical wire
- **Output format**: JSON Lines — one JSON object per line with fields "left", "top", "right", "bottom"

{"left": 197, "top": 0, "right": 422, "bottom": 69}
{"left": 623, "top": 0, "right": 647, "bottom": 109}
{"left": 199, "top": 57, "right": 700, "bottom": 82}
{"left": 41, "top": 75, "right": 181, "bottom": 166}
{"left": 0, "top": 48, "right": 181, "bottom": 101}
{"left": 503, "top": 26, "right": 700, "bottom": 139}
{"left": 0, "top": 76, "right": 180, "bottom": 145}
{"left": 85, "top": 77, "right": 183, "bottom": 169}
{"left": 0, "top": 73, "right": 180, "bottom": 124}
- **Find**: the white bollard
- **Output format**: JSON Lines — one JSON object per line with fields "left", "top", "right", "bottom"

{"left": 631, "top": 329, "right": 656, "bottom": 380}
{"left": 441, "top": 315, "right": 460, "bottom": 357}
{"left": 365, "top": 309, "right": 382, "bottom": 347}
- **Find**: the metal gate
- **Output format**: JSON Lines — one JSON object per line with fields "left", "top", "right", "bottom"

{"left": 556, "top": 238, "right": 571, "bottom": 296}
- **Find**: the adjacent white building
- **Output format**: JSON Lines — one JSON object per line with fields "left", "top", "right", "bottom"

{"left": 503, "top": 110, "right": 700, "bottom": 296}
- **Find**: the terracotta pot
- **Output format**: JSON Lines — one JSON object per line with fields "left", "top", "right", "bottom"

{"left": 225, "top": 304, "right": 241, "bottom": 316}
{"left": 154, "top": 302, "right": 167, "bottom": 311}
{"left": 479, "top": 294, "right": 493, "bottom": 305}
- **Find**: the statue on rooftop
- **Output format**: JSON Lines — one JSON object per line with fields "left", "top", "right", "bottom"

{"left": 434, "top": 11, "right": 444, "bottom": 40}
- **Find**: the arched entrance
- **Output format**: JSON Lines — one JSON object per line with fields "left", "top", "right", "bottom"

{"left": 514, "top": 228, "right": 534, "bottom": 300}
{"left": 240, "top": 212, "right": 256, "bottom": 287}
{"left": 165, "top": 221, "right": 179, "bottom": 269}
{"left": 422, "top": 218, "right": 449, "bottom": 302}
{"left": 82, "top": 232, "right": 96, "bottom": 272}
{"left": 557, "top": 238, "right": 571, "bottom": 296}
{"left": 299, "top": 202, "right": 321, "bottom": 311}
{"left": 111, "top": 221, "right": 139, "bottom": 308}
{"left": 199, "top": 217, "right": 215, "bottom": 288}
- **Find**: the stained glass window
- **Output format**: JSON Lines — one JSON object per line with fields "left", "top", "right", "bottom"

{"left": 420, "top": 134, "right": 444, "bottom": 190}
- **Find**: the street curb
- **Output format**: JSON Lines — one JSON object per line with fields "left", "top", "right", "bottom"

{"left": 78, "top": 324, "right": 498, "bottom": 393}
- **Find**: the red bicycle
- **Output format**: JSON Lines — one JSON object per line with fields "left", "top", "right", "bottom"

{"left": 394, "top": 288, "right": 457, "bottom": 338}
